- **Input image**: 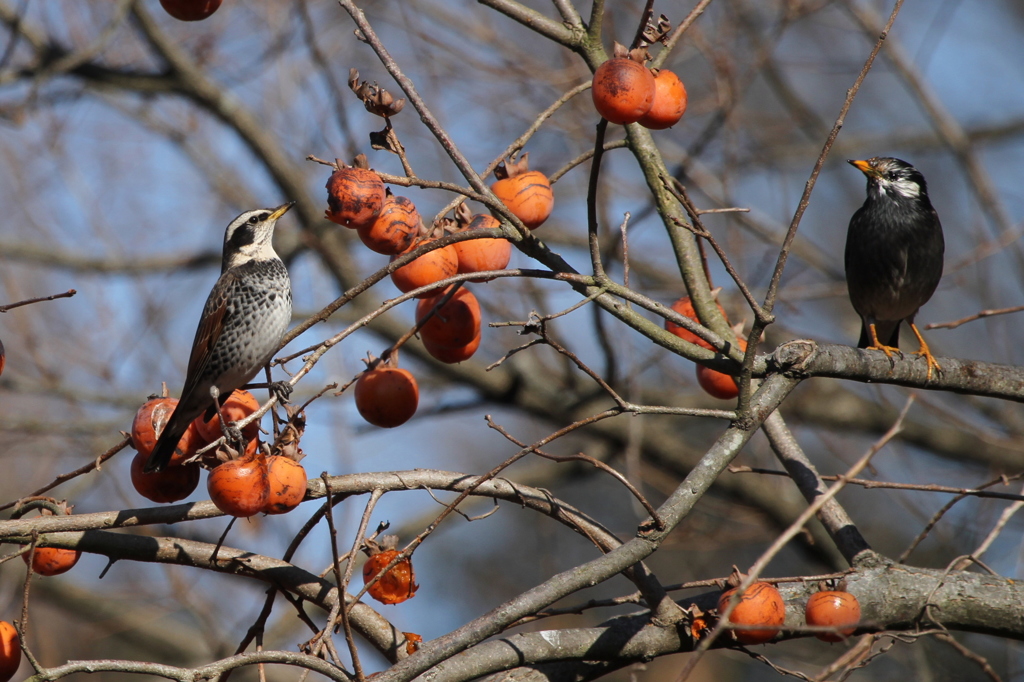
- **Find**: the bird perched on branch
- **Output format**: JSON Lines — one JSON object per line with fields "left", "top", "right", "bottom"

{"left": 844, "top": 157, "right": 944, "bottom": 379}
{"left": 144, "top": 202, "right": 295, "bottom": 472}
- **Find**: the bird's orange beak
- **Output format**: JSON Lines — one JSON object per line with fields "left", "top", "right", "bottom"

{"left": 847, "top": 159, "right": 876, "bottom": 175}
{"left": 269, "top": 201, "right": 295, "bottom": 221}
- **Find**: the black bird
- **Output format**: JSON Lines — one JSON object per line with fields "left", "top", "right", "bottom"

{"left": 844, "top": 157, "right": 944, "bottom": 379}
{"left": 144, "top": 203, "right": 294, "bottom": 472}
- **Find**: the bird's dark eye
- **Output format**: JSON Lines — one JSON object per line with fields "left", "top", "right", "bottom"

{"left": 248, "top": 215, "right": 259, "bottom": 224}
{"left": 259, "top": 212, "right": 270, "bottom": 221}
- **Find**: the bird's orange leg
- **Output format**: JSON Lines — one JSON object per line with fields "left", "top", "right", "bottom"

{"left": 865, "top": 323, "right": 902, "bottom": 361}
{"left": 909, "top": 323, "right": 942, "bottom": 381}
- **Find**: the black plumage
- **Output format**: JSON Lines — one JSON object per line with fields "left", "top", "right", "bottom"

{"left": 844, "top": 157, "right": 944, "bottom": 378}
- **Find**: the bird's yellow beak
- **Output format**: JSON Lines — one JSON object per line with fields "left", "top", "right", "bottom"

{"left": 269, "top": 201, "right": 296, "bottom": 220}
{"left": 848, "top": 159, "right": 876, "bottom": 175}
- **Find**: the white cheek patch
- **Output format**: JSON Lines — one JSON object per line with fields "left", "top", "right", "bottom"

{"left": 890, "top": 176, "right": 921, "bottom": 199}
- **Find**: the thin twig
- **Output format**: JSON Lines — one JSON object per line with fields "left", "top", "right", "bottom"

{"left": 0, "top": 437, "right": 130, "bottom": 512}
{"left": 925, "top": 304, "right": 1024, "bottom": 330}
{"left": 0, "top": 289, "right": 76, "bottom": 312}
{"left": 729, "top": 467, "right": 1024, "bottom": 503}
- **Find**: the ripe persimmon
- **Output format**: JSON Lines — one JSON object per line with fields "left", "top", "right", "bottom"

{"left": 264, "top": 455, "right": 307, "bottom": 514}
{"left": 805, "top": 590, "right": 861, "bottom": 642}
{"left": 207, "top": 450, "right": 270, "bottom": 518}
{"left": 453, "top": 214, "right": 512, "bottom": 282}
{"left": 193, "top": 389, "right": 261, "bottom": 444}
{"left": 592, "top": 51, "right": 656, "bottom": 125}
{"left": 130, "top": 451, "right": 201, "bottom": 503}
{"left": 0, "top": 337, "right": 5, "bottom": 377}
{"left": 665, "top": 296, "right": 728, "bottom": 349}
{"left": 390, "top": 239, "right": 458, "bottom": 297}
{"left": 491, "top": 153, "right": 553, "bottom": 230}
{"left": 696, "top": 338, "right": 747, "bottom": 400}
{"left": 639, "top": 69, "right": 687, "bottom": 129}
{"left": 416, "top": 288, "right": 481, "bottom": 351}
{"left": 423, "top": 333, "right": 481, "bottom": 364}
{"left": 23, "top": 546, "right": 81, "bottom": 577}
{"left": 0, "top": 621, "right": 20, "bottom": 682}
{"left": 363, "top": 548, "right": 418, "bottom": 605}
{"left": 718, "top": 582, "right": 786, "bottom": 645}
{"left": 159, "top": 0, "right": 221, "bottom": 21}
{"left": 325, "top": 157, "right": 386, "bottom": 229}
{"left": 357, "top": 193, "right": 420, "bottom": 255}
{"left": 355, "top": 363, "right": 419, "bottom": 428}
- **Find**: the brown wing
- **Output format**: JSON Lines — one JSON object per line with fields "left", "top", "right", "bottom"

{"left": 181, "top": 269, "right": 238, "bottom": 397}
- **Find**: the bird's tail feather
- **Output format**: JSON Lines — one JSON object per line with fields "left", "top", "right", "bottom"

{"left": 143, "top": 413, "right": 190, "bottom": 473}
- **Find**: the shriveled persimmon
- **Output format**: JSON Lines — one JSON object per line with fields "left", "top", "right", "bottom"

{"left": 805, "top": 590, "right": 861, "bottom": 642}
{"left": 592, "top": 46, "right": 656, "bottom": 125}
{"left": 718, "top": 582, "right": 786, "bottom": 644}
{"left": 453, "top": 214, "right": 512, "bottom": 282}
{"left": 193, "top": 389, "right": 261, "bottom": 444}
{"left": 664, "top": 296, "right": 728, "bottom": 349}
{"left": 355, "top": 362, "right": 419, "bottom": 428}
{"left": 491, "top": 153, "right": 553, "bottom": 230}
{"left": 325, "top": 157, "right": 386, "bottom": 229}
{"left": 264, "top": 455, "right": 307, "bottom": 514}
{"left": 159, "top": 0, "right": 221, "bottom": 21}
{"left": 357, "top": 193, "right": 420, "bottom": 255}
{"left": 696, "top": 338, "right": 747, "bottom": 400}
{"left": 130, "top": 451, "right": 201, "bottom": 503}
{"left": 363, "top": 548, "right": 418, "bottom": 605}
{"left": 390, "top": 239, "right": 458, "bottom": 297}
{"left": 207, "top": 450, "right": 270, "bottom": 518}
{"left": 0, "top": 621, "right": 20, "bottom": 682}
{"left": 423, "top": 332, "right": 480, "bottom": 364}
{"left": 416, "top": 287, "right": 481, "bottom": 351}
{"left": 638, "top": 69, "right": 687, "bottom": 129}
{"left": 402, "top": 632, "right": 423, "bottom": 655}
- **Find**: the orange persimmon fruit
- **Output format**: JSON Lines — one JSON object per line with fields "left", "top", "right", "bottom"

{"left": 638, "top": 69, "right": 688, "bottom": 129}
{"left": 0, "top": 621, "right": 20, "bottom": 682}
{"left": 390, "top": 239, "right": 459, "bottom": 297}
{"left": 193, "top": 389, "right": 261, "bottom": 444}
{"left": 592, "top": 54, "right": 656, "bottom": 125}
{"left": 416, "top": 288, "right": 481, "bottom": 351}
{"left": 696, "top": 338, "right": 747, "bottom": 400}
{"left": 207, "top": 450, "right": 270, "bottom": 518}
{"left": 491, "top": 153, "right": 553, "bottom": 230}
{"left": 264, "top": 455, "right": 308, "bottom": 514}
{"left": 355, "top": 363, "right": 419, "bottom": 428}
{"left": 130, "top": 450, "right": 201, "bottom": 503}
{"left": 664, "top": 296, "right": 728, "bottom": 349}
{"left": 357, "top": 193, "right": 420, "bottom": 255}
{"left": 363, "top": 548, "right": 418, "bottom": 605}
{"left": 23, "top": 546, "right": 81, "bottom": 577}
{"left": 718, "top": 582, "right": 786, "bottom": 645}
{"left": 453, "top": 214, "right": 512, "bottom": 282}
{"left": 422, "top": 333, "right": 481, "bottom": 364}
{"left": 805, "top": 590, "right": 861, "bottom": 642}
{"left": 325, "top": 159, "right": 386, "bottom": 229}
